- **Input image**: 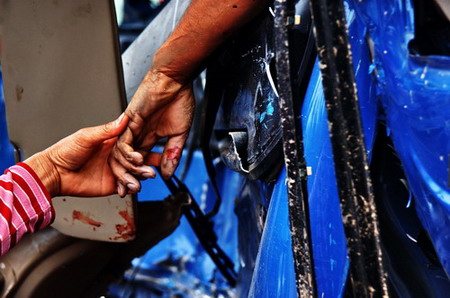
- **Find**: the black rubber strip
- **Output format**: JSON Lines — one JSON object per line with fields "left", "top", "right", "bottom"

{"left": 274, "top": 0, "right": 316, "bottom": 296}
{"left": 309, "top": 0, "right": 389, "bottom": 296}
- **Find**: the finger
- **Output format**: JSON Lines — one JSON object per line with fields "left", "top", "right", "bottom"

{"left": 77, "top": 113, "right": 129, "bottom": 145}
{"left": 117, "top": 182, "right": 126, "bottom": 198}
{"left": 109, "top": 156, "right": 141, "bottom": 194}
{"left": 116, "top": 128, "right": 145, "bottom": 166}
{"left": 160, "top": 133, "right": 188, "bottom": 180}
{"left": 145, "top": 152, "right": 163, "bottom": 166}
{"left": 109, "top": 155, "right": 130, "bottom": 197}
{"left": 89, "top": 138, "right": 117, "bottom": 166}
{"left": 112, "top": 145, "right": 156, "bottom": 179}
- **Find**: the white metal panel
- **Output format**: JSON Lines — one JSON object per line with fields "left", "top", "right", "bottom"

{"left": 1, "top": 0, "right": 136, "bottom": 242}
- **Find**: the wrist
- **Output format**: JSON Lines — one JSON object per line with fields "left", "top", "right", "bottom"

{"left": 152, "top": 48, "right": 196, "bottom": 84}
{"left": 24, "top": 151, "right": 60, "bottom": 197}
{"left": 138, "top": 68, "right": 186, "bottom": 102}
{"left": 145, "top": 66, "right": 185, "bottom": 87}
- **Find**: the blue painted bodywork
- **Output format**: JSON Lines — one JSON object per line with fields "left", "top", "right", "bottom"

{"left": 247, "top": 169, "right": 297, "bottom": 297}
{"left": 301, "top": 2, "right": 381, "bottom": 295}
{"left": 350, "top": 0, "right": 450, "bottom": 276}
{"left": 109, "top": 1, "right": 450, "bottom": 296}
{"left": 0, "top": 69, "right": 15, "bottom": 173}
{"left": 121, "top": 2, "right": 380, "bottom": 296}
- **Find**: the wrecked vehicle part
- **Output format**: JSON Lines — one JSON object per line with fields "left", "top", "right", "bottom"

{"left": 0, "top": 199, "right": 184, "bottom": 298}
{"left": 247, "top": 169, "right": 297, "bottom": 297}
{"left": 201, "top": 0, "right": 317, "bottom": 295}
{"left": 112, "top": 0, "right": 363, "bottom": 296}
{"left": 310, "top": 0, "right": 388, "bottom": 296}
{"left": 274, "top": 0, "right": 315, "bottom": 296}
{"left": 209, "top": 0, "right": 314, "bottom": 183}
{"left": 370, "top": 124, "right": 450, "bottom": 297}
{"left": 110, "top": 153, "right": 240, "bottom": 297}
{"left": 161, "top": 173, "right": 238, "bottom": 287}
{"left": 350, "top": 0, "right": 450, "bottom": 278}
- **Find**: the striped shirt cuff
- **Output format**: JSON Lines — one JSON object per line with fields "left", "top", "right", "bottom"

{"left": 0, "top": 163, "right": 55, "bottom": 255}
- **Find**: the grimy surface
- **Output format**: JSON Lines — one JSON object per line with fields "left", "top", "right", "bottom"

{"left": 310, "top": 0, "right": 388, "bottom": 296}
{"left": 275, "top": 0, "right": 316, "bottom": 296}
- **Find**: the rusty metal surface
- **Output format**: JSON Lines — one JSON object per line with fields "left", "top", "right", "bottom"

{"left": 0, "top": 0, "right": 136, "bottom": 242}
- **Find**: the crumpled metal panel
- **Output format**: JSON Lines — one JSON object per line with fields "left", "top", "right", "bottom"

{"left": 301, "top": 63, "right": 349, "bottom": 297}
{"left": 209, "top": 8, "right": 282, "bottom": 177}
{"left": 350, "top": 0, "right": 450, "bottom": 276}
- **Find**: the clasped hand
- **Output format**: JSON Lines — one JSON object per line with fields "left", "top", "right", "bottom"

{"left": 25, "top": 69, "right": 194, "bottom": 198}
{"left": 108, "top": 69, "right": 195, "bottom": 197}
{"left": 25, "top": 114, "right": 129, "bottom": 197}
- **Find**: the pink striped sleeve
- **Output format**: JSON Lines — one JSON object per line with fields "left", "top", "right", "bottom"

{"left": 0, "top": 163, "right": 55, "bottom": 255}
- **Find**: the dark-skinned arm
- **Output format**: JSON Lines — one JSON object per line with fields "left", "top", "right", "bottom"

{"left": 110, "top": 0, "right": 268, "bottom": 195}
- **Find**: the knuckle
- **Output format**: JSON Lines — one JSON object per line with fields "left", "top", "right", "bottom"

{"left": 103, "top": 122, "right": 112, "bottom": 134}
{"left": 113, "top": 148, "right": 122, "bottom": 159}
{"left": 76, "top": 128, "right": 89, "bottom": 138}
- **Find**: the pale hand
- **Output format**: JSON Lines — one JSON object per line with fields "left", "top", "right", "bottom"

{"left": 25, "top": 114, "right": 129, "bottom": 197}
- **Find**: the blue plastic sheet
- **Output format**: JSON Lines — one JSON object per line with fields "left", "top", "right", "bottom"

{"left": 351, "top": 0, "right": 450, "bottom": 276}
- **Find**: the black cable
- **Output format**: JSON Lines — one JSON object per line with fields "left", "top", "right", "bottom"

{"left": 199, "top": 69, "right": 223, "bottom": 219}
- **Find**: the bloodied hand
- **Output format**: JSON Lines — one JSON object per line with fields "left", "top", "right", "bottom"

{"left": 110, "top": 69, "right": 195, "bottom": 196}
{"left": 109, "top": 0, "right": 267, "bottom": 196}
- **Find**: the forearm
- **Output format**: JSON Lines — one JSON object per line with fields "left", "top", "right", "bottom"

{"left": 152, "top": 0, "right": 268, "bottom": 82}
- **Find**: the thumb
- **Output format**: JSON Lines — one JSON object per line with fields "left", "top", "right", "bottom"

{"left": 79, "top": 113, "right": 129, "bottom": 144}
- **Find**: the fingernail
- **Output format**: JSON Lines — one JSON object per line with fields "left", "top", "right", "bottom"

{"left": 127, "top": 152, "right": 144, "bottom": 165}
{"left": 127, "top": 183, "right": 140, "bottom": 192}
{"left": 142, "top": 172, "right": 155, "bottom": 179}
{"left": 115, "top": 113, "right": 125, "bottom": 126}
{"left": 117, "top": 183, "right": 126, "bottom": 197}
{"left": 137, "top": 165, "right": 155, "bottom": 174}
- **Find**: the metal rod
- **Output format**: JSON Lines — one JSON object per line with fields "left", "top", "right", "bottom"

{"left": 309, "top": 0, "right": 388, "bottom": 296}
{"left": 274, "top": 0, "right": 316, "bottom": 296}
